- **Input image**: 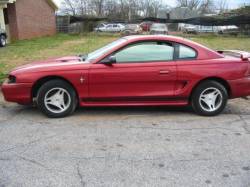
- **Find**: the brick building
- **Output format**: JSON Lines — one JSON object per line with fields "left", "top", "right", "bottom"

{"left": 0, "top": 0, "right": 58, "bottom": 42}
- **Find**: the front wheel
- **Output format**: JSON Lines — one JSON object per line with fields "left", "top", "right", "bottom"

{"left": 191, "top": 81, "right": 228, "bottom": 116}
{"left": 37, "top": 80, "right": 77, "bottom": 118}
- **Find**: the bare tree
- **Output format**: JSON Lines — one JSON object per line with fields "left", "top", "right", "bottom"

{"left": 176, "top": 0, "right": 215, "bottom": 14}
{"left": 151, "top": 0, "right": 163, "bottom": 17}
{"left": 218, "top": 0, "right": 228, "bottom": 13}
{"left": 189, "top": 0, "right": 201, "bottom": 10}
{"left": 61, "top": 0, "right": 78, "bottom": 15}
{"left": 61, "top": 0, "right": 91, "bottom": 15}
{"left": 176, "top": 0, "right": 201, "bottom": 10}
{"left": 199, "top": 0, "right": 215, "bottom": 14}
{"left": 93, "top": 0, "right": 105, "bottom": 16}
{"left": 78, "top": 0, "right": 88, "bottom": 15}
{"left": 61, "top": 0, "right": 169, "bottom": 19}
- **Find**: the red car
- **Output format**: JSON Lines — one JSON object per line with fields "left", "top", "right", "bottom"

{"left": 2, "top": 35, "right": 250, "bottom": 118}
{"left": 140, "top": 21, "right": 153, "bottom": 32}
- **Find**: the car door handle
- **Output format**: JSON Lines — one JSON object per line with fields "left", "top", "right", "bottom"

{"left": 159, "top": 70, "right": 170, "bottom": 74}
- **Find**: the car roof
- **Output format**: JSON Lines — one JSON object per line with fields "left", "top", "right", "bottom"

{"left": 123, "top": 35, "right": 184, "bottom": 42}
{"left": 123, "top": 35, "right": 196, "bottom": 47}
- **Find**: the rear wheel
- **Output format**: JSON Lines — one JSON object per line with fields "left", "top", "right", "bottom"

{"left": 191, "top": 81, "right": 228, "bottom": 116}
{"left": 0, "top": 35, "right": 7, "bottom": 47}
{"left": 37, "top": 80, "right": 77, "bottom": 118}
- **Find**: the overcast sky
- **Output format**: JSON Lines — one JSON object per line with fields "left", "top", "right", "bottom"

{"left": 53, "top": 0, "right": 250, "bottom": 9}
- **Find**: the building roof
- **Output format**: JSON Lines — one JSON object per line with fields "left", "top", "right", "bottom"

{"left": 0, "top": 0, "right": 58, "bottom": 10}
{"left": 143, "top": 14, "right": 250, "bottom": 26}
{"left": 0, "top": 0, "right": 16, "bottom": 3}
{"left": 47, "top": 0, "right": 58, "bottom": 10}
{"left": 157, "top": 7, "right": 199, "bottom": 19}
{"left": 0, "top": 0, "right": 16, "bottom": 7}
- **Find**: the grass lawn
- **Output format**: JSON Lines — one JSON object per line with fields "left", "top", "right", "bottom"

{"left": 0, "top": 33, "right": 250, "bottom": 83}
{"left": 0, "top": 33, "right": 118, "bottom": 83}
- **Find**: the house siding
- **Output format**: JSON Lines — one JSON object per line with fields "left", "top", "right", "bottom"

{"left": 7, "top": 0, "right": 56, "bottom": 40}
{"left": 0, "top": 7, "right": 5, "bottom": 30}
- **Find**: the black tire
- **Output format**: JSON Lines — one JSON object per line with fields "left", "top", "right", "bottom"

{"left": 37, "top": 79, "right": 77, "bottom": 118}
{"left": 0, "top": 35, "right": 7, "bottom": 47}
{"left": 191, "top": 80, "right": 228, "bottom": 116}
{"left": 218, "top": 31, "right": 223, "bottom": 35}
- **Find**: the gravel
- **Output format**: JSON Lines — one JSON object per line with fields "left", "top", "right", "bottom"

{"left": 1, "top": 93, "right": 250, "bottom": 187}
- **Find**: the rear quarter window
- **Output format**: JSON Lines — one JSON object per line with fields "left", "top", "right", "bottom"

{"left": 178, "top": 45, "right": 197, "bottom": 59}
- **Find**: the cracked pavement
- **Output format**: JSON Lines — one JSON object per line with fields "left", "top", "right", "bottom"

{"left": 1, "top": 92, "right": 250, "bottom": 187}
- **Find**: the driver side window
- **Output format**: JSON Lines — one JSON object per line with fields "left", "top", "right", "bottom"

{"left": 114, "top": 42, "right": 174, "bottom": 63}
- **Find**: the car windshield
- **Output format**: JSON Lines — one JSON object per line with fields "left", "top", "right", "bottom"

{"left": 86, "top": 38, "right": 127, "bottom": 61}
{"left": 152, "top": 24, "right": 166, "bottom": 29}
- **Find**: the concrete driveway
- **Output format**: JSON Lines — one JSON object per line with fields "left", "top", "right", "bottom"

{"left": 0, "top": 92, "right": 250, "bottom": 187}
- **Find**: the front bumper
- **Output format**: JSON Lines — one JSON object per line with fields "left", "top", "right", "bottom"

{"left": 229, "top": 77, "right": 250, "bottom": 98}
{"left": 1, "top": 81, "right": 33, "bottom": 104}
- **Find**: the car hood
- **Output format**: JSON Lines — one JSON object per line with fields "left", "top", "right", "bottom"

{"left": 11, "top": 56, "right": 89, "bottom": 74}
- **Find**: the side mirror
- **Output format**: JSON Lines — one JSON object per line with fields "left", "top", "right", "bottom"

{"left": 102, "top": 56, "right": 116, "bottom": 65}
{"left": 109, "top": 56, "right": 116, "bottom": 63}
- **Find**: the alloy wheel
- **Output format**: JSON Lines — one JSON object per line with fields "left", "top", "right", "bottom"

{"left": 199, "top": 87, "right": 223, "bottom": 112}
{"left": 44, "top": 88, "right": 71, "bottom": 114}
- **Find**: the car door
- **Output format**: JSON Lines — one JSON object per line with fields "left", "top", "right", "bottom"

{"left": 105, "top": 24, "right": 112, "bottom": 32}
{"left": 88, "top": 41, "right": 177, "bottom": 102}
{"left": 113, "top": 24, "right": 119, "bottom": 32}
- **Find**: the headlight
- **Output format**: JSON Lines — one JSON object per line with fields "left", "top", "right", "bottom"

{"left": 8, "top": 75, "right": 16, "bottom": 84}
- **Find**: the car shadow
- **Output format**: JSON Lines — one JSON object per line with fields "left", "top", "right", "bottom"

{"left": 2, "top": 100, "right": 250, "bottom": 119}
{"left": 74, "top": 105, "right": 194, "bottom": 116}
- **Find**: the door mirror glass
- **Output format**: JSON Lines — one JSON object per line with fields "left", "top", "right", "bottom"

{"left": 109, "top": 56, "right": 116, "bottom": 63}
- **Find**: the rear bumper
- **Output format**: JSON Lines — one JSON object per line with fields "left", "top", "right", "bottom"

{"left": 229, "top": 77, "right": 250, "bottom": 98}
{"left": 1, "top": 81, "right": 32, "bottom": 104}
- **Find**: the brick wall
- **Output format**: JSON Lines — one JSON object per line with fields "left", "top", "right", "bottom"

{"left": 7, "top": 3, "right": 18, "bottom": 40}
{"left": 7, "top": 0, "right": 56, "bottom": 40}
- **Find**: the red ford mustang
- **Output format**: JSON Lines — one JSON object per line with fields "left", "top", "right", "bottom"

{"left": 2, "top": 35, "right": 250, "bottom": 118}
